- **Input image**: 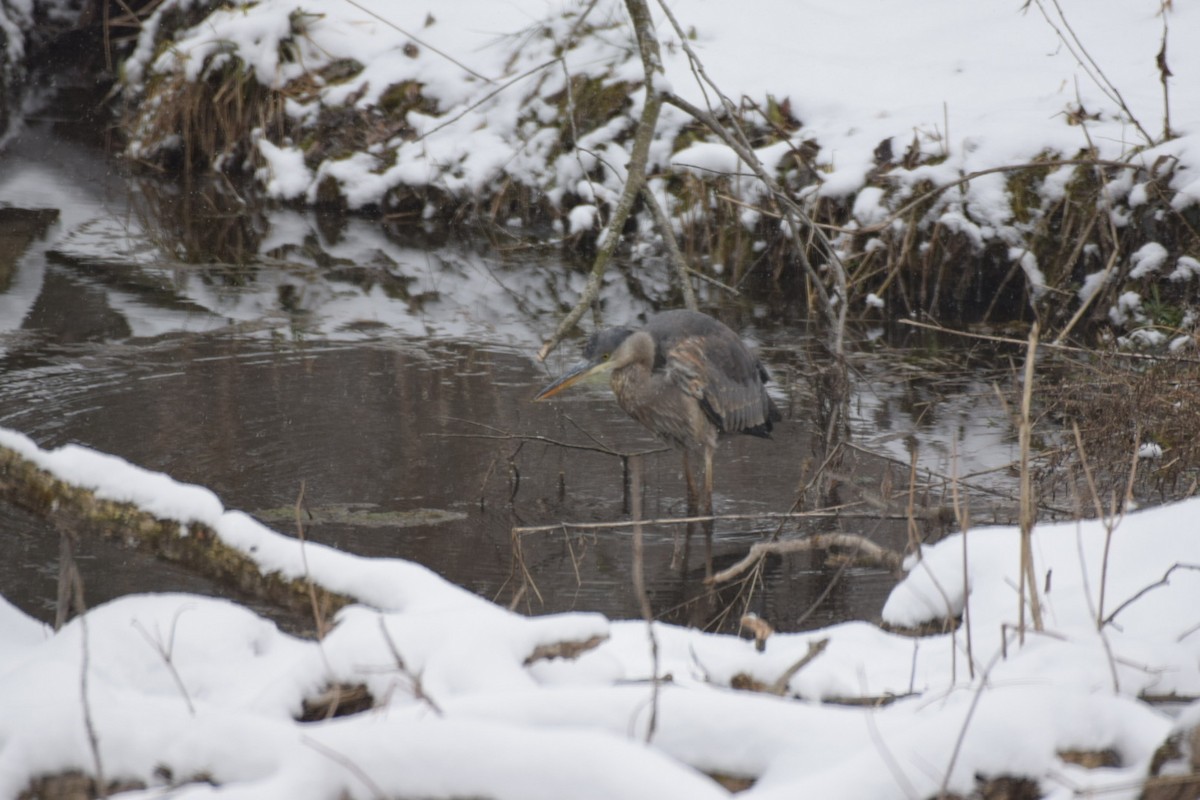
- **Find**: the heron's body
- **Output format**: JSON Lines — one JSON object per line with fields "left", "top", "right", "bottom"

{"left": 535, "top": 309, "right": 780, "bottom": 516}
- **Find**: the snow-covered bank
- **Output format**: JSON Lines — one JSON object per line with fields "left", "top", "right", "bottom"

{"left": 2, "top": 425, "right": 1198, "bottom": 797}
{"left": 116, "top": 0, "right": 1200, "bottom": 331}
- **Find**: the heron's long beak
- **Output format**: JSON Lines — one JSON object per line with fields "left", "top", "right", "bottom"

{"left": 534, "top": 358, "right": 612, "bottom": 400}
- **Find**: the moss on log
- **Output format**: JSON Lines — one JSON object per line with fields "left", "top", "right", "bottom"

{"left": 0, "top": 443, "right": 352, "bottom": 619}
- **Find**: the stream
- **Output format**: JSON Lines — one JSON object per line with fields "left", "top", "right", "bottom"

{"left": 0, "top": 119, "right": 1026, "bottom": 635}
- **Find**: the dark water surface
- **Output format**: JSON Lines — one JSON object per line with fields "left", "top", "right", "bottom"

{"left": 0, "top": 123, "right": 1023, "bottom": 634}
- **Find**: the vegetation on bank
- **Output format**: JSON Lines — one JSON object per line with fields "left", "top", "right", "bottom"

{"left": 98, "top": 0, "right": 1200, "bottom": 342}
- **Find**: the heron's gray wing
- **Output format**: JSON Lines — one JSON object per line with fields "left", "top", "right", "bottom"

{"left": 664, "top": 334, "right": 774, "bottom": 435}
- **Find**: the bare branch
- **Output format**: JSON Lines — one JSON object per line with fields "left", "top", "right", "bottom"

{"left": 537, "top": 0, "right": 666, "bottom": 362}
{"left": 1102, "top": 563, "right": 1200, "bottom": 629}
{"left": 377, "top": 616, "right": 443, "bottom": 715}
{"left": 770, "top": 638, "right": 829, "bottom": 695}
{"left": 1017, "top": 323, "right": 1044, "bottom": 641}
{"left": 707, "top": 534, "right": 904, "bottom": 586}
{"left": 641, "top": 184, "right": 697, "bottom": 309}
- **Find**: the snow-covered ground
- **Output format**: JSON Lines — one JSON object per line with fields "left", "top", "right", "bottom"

{"left": 4, "top": 2, "right": 1200, "bottom": 795}
{"left": 1, "top": 426, "right": 1198, "bottom": 797}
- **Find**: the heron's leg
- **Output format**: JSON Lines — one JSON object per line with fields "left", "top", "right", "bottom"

{"left": 703, "top": 445, "right": 714, "bottom": 516}
{"left": 674, "top": 450, "right": 697, "bottom": 571}
{"left": 681, "top": 450, "right": 699, "bottom": 514}
{"left": 702, "top": 444, "right": 714, "bottom": 579}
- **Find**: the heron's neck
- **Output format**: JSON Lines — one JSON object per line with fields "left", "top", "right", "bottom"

{"left": 609, "top": 331, "right": 656, "bottom": 408}
{"left": 611, "top": 330, "right": 654, "bottom": 374}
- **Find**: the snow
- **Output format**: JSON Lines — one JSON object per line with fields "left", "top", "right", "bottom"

{"left": 1129, "top": 242, "right": 1170, "bottom": 280}
{"left": 7, "top": 0, "right": 1200, "bottom": 793}
{"left": 120, "top": 0, "right": 1200, "bottom": 221}
{"left": 2, "top": 426, "right": 1198, "bottom": 796}
{"left": 107, "top": 0, "right": 1200, "bottom": 336}
{"left": 256, "top": 139, "right": 312, "bottom": 200}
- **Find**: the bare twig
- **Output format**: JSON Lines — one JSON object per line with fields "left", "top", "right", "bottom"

{"left": 295, "top": 481, "right": 329, "bottom": 641}
{"left": 951, "top": 438, "right": 975, "bottom": 681}
{"left": 132, "top": 609, "right": 197, "bottom": 716}
{"left": 427, "top": 425, "right": 668, "bottom": 459}
{"left": 342, "top": 0, "right": 494, "bottom": 83}
{"left": 707, "top": 534, "right": 904, "bottom": 585}
{"left": 1017, "top": 323, "right": 1044, "bottom": 642}
{"left": 629, "top": 453, "right": 661, "bottom": 742}
{"left": 376, "top": 616, "right": 443, "bottom": 715}
{"left": 302, "top": 735, "right": 388, "bottom": 800}
{"left": 769, "top": 638, "right": 829, "bottom": 695}
{"left": 1066, "top": 452, "right": 1122, "bottom": 693}
{"left": 663, "top": 91, "right": 846, "bottom": 351}
{"left": 641, "top": 184, "right": 698, "bottom": 309}
{"left": 1028, "top": 0, "right": 1154, "bottom": 145}
{"left": 537, "top": 0, "right": 665, "bottom": 362}
{"left": 650, "top": 1, "right": 848, "bottom": 354}
{"left": 899, "top": 318, "right": 1200, "bottom": 366}
{"left": 514, "top": 507, "right": 885, "bottom": 535}
{"left": 1055, "top": 80, "right": 1129, "bottom": 345}
{"left": 937, "top": 647, "right": 1008, "bottom": 799}
{"left": 1101, "top": 563, "right": 1200, "bottom": 628}
{"left": 57, "top": 527, "right": 108, "bottom": 799}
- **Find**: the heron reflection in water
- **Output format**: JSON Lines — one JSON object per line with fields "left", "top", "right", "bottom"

{"left": 535, "top": 309, "right": 781, "bottom": 523}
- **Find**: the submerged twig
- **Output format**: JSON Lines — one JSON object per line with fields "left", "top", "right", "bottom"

{"left": 707, "top": 534, "right": 905, "bottom": 586}
{"left": 513, "top": 508, "right": 905, "bottom": 536}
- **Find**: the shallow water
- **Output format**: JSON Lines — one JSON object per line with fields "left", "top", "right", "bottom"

{"left": 0, "top": 122, "right": 1024, "bottom": 634}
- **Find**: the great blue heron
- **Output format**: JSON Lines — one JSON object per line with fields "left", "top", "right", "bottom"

{"left": 534, "top": 309, "right": 781, "bottom": 516}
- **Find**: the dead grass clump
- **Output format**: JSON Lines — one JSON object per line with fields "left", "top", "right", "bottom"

{"left": 1058, "top": 748, "right": 1121, "bottom": 769}
{"left": 18, "top": 771, "right": 145, "bottom": 800}
{"left": 125, "top": 59, "right": 286, "bottom": 175}
{"left": 933, "top": 774, "right": 1040, "bottom": 800}
{"left": 1142, "top": 724, "right": 1200, "bottom": 800}
{"left": 1039, "top": 354, "right": 1200, "bottom": 505}
{"left": 829, "top": 153, "right": 1199, "bottom": 333}
{"left": 298, "top": 682, "right": 374, "bottom": 721}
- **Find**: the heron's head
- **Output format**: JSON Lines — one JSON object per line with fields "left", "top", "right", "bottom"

{"left": 533, "top": 327, "right": 635, "bottom": 400}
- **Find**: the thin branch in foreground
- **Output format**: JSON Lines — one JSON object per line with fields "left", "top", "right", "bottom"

{"left": 936, "top": 647, "right": 1008, "bottom": 800}
{"left": 629, "top": 453, "right": 661, "bottom": 743}
{"left": 1016, "top": 323, "right": 1044, "bottom": 642}
{"left": 302, "top": 735, "right": 388, "bottom": 800}
{"left": 376, "top": 616, "right": 442, "bottom": 716}
{"left": 1101, "top": 563, "right": 1200, "bottom": 629}
{"left": 769, "top": 638, "right": 829, "bottom": 695}
{"left": 294, "top": 481, "right": 329, "bottom": 642}
{"left": 1064, "top": 446, "right": 1120, "bottom": 694}
{"left": 56, "top": 524, "right": 110, "bottom": 799}
{"left": 950, "top": 437, "right": 975, "bottom": 681}
{"left": 132, "top": 609, "right": 197, "bottom": 716}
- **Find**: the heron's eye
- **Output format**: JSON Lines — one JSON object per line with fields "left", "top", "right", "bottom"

{"left": 602, "top": 353, "right": 610, "bottom": 361}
